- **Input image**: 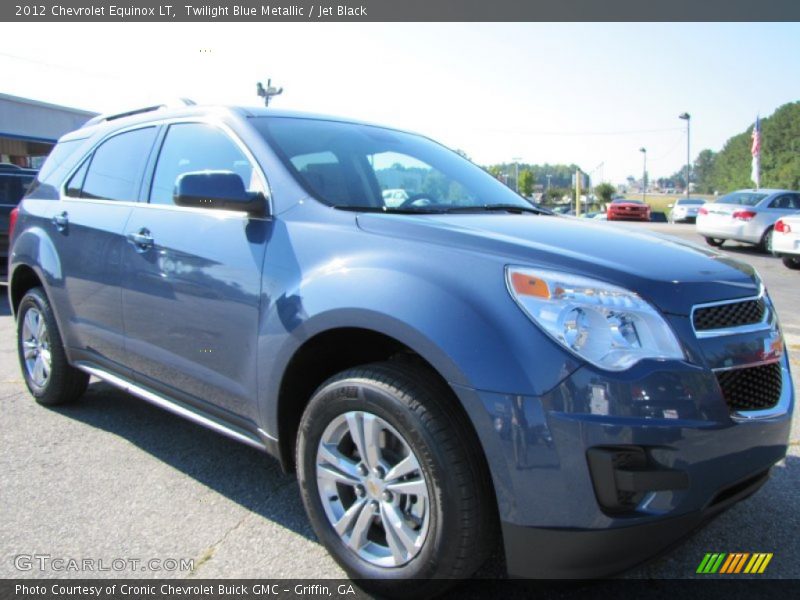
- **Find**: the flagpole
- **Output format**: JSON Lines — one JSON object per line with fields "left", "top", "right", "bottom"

{"left": 751, "top": 116, "right": 761, "bottom": 191}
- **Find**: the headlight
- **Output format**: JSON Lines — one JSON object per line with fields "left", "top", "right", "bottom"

{"left": 506, "top": 266, "right": 685, "bottom": 371}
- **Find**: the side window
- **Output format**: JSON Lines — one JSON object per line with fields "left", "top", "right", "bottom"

{"left": 65, "top": 159, "right": 89, "bottom": 198}
{"left": 81, "top": 127, "right": 157, "bottom": 201}
{"left": 769, "top": 195, "right": 790, "bottom": 209}
{"left": 790, "top": 194, "right": 800, "bottom": 210}
{"left": 149, "top": 123, "right": 260, "bottom": 206}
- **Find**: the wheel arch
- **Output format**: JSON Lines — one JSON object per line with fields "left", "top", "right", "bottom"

{"left": 10, "top": 263, "right": 46, "bottom": 317}
{"left": 273, "top": 324, "right": 477, "bottom": 474}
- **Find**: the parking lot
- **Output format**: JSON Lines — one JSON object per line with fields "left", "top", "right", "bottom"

{"left": 0, "top": 221, "right": 797, "bottom": 589}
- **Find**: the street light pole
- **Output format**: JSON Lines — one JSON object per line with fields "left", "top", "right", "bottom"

{"left": 513, "top": 157, "right": 522, "bottom": 193}
{"left": 679, "top": 113, "right": 691, "bottom": 198}
{"left": 639, "top": 147, "right": 647, "bottom": 203}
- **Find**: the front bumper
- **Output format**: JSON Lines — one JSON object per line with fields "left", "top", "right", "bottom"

{"left": 502, "top": 467, "right": 769, "bottom": 578}
{"left": 451, "top": 354, "right": 793, "bottom": 578}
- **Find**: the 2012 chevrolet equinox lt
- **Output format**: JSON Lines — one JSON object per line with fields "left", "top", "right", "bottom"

{"left": 9, "top": 103, "right": 793, "bottom": 596}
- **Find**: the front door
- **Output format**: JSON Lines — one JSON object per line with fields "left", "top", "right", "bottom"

{"left": 121, "top": 122, "right": 269, "bottom": 421}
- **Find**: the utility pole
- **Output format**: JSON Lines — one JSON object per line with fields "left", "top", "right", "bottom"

{"left": 639, "top": 147, "right": 647, "bottom": 203}
{"left": 512, "top": 157, "right": 522, "bottom": 193}
{"left": 679, "top": 113, "right": 691, "bottom": 198}
{"left": 257, "top": 78, "right": 283, "bottom": 107}
{"left": 575, "top": 169, "right": 582, "bottom": 217}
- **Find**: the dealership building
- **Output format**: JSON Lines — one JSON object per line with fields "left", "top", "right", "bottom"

{"left": 0, "top": 93, "right": 96, "bottom": 168}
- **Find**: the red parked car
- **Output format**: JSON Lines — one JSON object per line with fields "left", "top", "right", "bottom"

{"left": 607, "top": 198, "right": 651, "bottom": 221}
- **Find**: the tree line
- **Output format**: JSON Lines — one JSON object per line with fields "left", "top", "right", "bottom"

{"left": 662, "top": 101, "right": 800, "bottom": 194}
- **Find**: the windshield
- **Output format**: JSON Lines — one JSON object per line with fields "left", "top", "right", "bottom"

{"left": 677, "top": 199, "right": 705, "bottom": 205}
{"left": 254, "top": 117, "right": 534, "bottom": 212}
{"left": 716, "top": 192, "right": 767, "bottom": 206}
{"left": 612, "top": 198, "right": 644, "bottom": 204}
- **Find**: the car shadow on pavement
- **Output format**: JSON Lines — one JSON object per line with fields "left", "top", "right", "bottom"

{"left": 46, "top": 376, "right": 800, "bottom": 587}
{"left": 52, "top": 380, "right": 317, "bottom": 542}
{"left": 717, "top": 243, "right": 773, "bottom": 259}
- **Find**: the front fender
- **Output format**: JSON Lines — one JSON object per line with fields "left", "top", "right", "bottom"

{"left": 256, "top": 247, "right": 578, "bottom": 438}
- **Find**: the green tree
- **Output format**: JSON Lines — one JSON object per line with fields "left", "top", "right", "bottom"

{"left": 692, "top": 149, "right": 716, "bottom": 194}
{"left": 594, "top": 182, "right": 616, "bottom": 204}
{"left": 706, "top": 102, "right": 800, "bottom": 193}
{"left": 518, "top": 170, "right": 534, "bottom": 197}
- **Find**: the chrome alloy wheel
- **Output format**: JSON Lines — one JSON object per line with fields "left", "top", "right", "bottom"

{"left": 316, "top": 411, "right": 431, "bottom": 567}
{"left": 22, "top": 307, "right": 51, "bottom": 387}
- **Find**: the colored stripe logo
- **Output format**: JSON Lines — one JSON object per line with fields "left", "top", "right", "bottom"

{"left": 697, "top": 553, "right": 773, "bottom": 574}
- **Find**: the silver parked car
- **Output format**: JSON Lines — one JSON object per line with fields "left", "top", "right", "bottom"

{"left": 695, "top": 189, "right": 800, "bottom": 252}
{"left": 667, "top": 197, "right": 706, "bottom": 223}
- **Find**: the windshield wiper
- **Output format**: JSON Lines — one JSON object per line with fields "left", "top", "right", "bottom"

{"left": 331, "top": 205, "right": 449, "bottom": 214}
{"left": 440, "top": 204, "right": 549, "bottom": 215}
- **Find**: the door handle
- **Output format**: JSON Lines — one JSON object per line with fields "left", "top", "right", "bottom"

{"left": 127, "top": 228, "right": 154, "bottom": 250}
{"left": 52, "top": 211, "right": 68, "bottom": 231}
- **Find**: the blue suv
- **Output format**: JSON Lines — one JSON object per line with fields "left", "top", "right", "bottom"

{"left": 9, "top": 102, "right": 793, "bottom": 596}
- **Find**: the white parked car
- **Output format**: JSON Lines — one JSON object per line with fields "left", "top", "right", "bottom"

{"left": 772, "top": 213, "right": 800, "bottom": 269}
{"left": 695, "top": 189, "right": 800, "bottom": 252}
{"left": 667, "top": 197, "right": 706, "bottom": 223}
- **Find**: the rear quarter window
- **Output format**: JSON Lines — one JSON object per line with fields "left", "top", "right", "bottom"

{"left": 26, "top": 139, "right": 86, "bottom": 199}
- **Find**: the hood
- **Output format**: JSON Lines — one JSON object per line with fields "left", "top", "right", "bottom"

{"left": 356, "top": 213, "right": 758, "bottom": 316}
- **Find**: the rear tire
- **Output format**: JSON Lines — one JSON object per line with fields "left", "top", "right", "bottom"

{"left": 296, "top": 362, "right": 496, "bottom": 598}
{"left": 759, "top": 227, "right": 774, "bottom": 253}
{"left": 783, "top": 256, "right": 800, "bottom": 270}
{"left": 17, "top": 287, "right": 88, "bottom": 406}
{"left": 705, "top": 237, "right": 725, "bottom": 247}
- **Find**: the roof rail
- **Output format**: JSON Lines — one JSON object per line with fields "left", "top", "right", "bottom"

{"left": 83, "top": 98, "right": 197, "bottom": 127}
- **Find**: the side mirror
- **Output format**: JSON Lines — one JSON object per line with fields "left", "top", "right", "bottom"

{"left": 174, "top": 171, "right": 267, "bottom": 216}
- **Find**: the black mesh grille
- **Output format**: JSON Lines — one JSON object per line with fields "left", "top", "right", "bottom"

{"left": 693, "top": 298, "right": 765, "bottom": 331}
{"left": 716, "top": 362, "right": 782, "bottom": 412}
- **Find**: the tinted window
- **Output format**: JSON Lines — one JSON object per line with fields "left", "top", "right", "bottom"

{"left": 0, "top": 175, "right": 34, "bottom": 204}
{"left": 716, "top": 191, "right": 767, "bottom": 206}
{"left": 150, "top": 123, "right": 258, "bottom": 205}
{"left": 65, "top": 159, "right": 90, "bottom": 198}
{"left": 677, "top": 198, "right": 705, "bottom": 205}
{"left": 768, "top": 194, "right": 800, "bottom": 210}
{"left": 81, "top": 127, "right": 157, "bottom": 201}
{"left": 36, "top": 139, "right": 82, "bottom": 183}
{"left": 255, "top": 117, "right": 532, "bottom": 211}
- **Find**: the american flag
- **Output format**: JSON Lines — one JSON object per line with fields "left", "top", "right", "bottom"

{"left": 751, "top": 116, "right": 761, "bottom": 189}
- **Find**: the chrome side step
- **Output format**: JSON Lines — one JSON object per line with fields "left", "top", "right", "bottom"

{"left": 75, "top": 362, "right": 270, "bottom": 451}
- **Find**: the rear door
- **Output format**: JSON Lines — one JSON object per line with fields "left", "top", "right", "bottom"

{"left": 50, "top": 126, "right": 158, "bottom": 370}
{"left": 121, "top": 121, "right": 270, "bottom": 421}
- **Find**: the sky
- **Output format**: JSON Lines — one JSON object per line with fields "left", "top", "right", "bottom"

{"left": 1, "top": 22, "right": 799, "bottom": 183}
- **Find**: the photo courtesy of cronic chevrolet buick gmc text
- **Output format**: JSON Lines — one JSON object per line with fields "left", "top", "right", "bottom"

{"left": 8, "top": 102, "right": 794, "bottom": 597}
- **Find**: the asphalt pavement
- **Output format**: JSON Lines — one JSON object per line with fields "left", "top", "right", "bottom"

{"left": 0, "top": 221, "right": 797, "bottom": 589}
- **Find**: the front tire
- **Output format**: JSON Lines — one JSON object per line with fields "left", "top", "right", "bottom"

{"left": 705, "top": 237, "right": 725, "bottom": 247}
{"left": 17, "top": 287, "right": 88, "bottom": 406}
{"left": 296, "top": 362, "right": 496, "bottom": 598}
